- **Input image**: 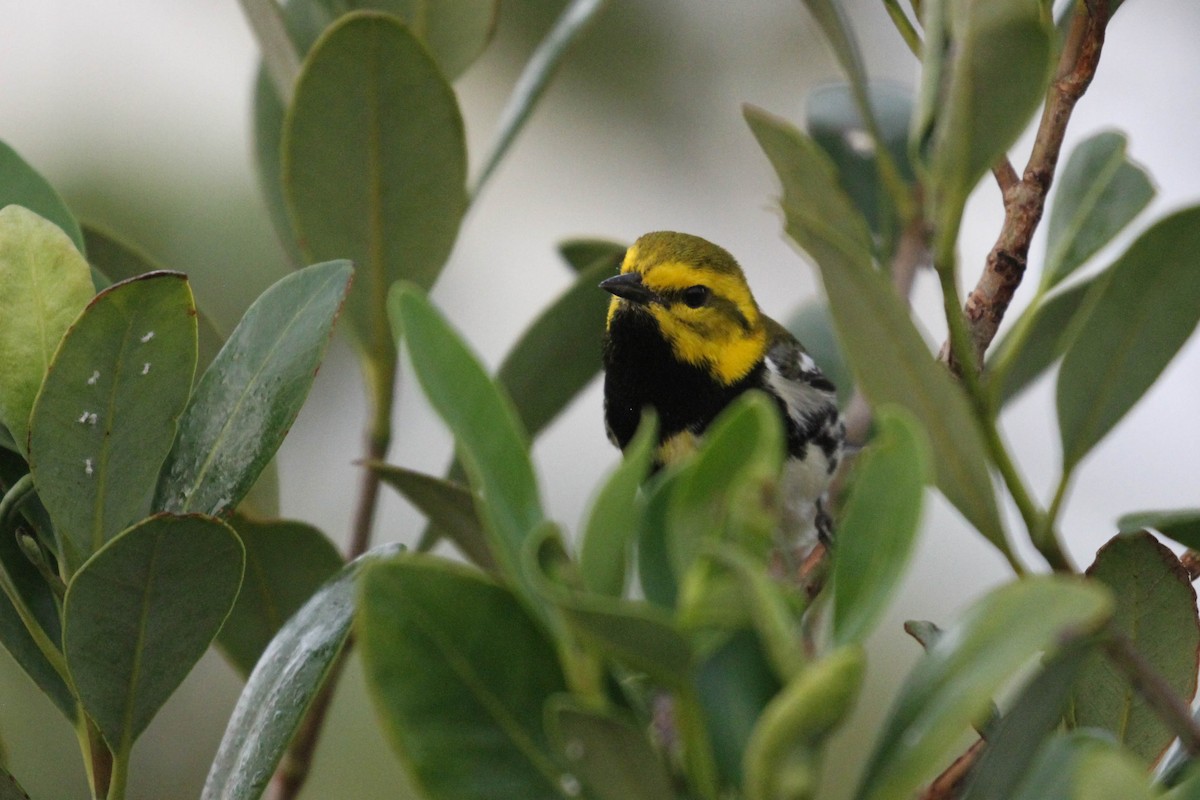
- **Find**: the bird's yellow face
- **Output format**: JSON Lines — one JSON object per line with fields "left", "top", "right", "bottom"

{"left": 603, "top": 232, "right": 768, "bottom": 385}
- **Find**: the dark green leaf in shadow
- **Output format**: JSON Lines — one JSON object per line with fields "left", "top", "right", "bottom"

{"left": 1118, "top": 509, "right": 1200, "bottom": 550}
{"left": 1008, "top": 731, "right": 1154, "bottom": 800}
{"left": 807, "top": 82, "right": 915, "bottom": 238}
{"left": 547, "top": 699, "right": 674, "bottom": 800}
{"left": 786, "top": 305, "right": 852, "bottom": 409}
{"left": 987, "top": 276, "right": 1098, "bottom": 408}
{"left": 218, "top": 515, "right": 343, "bottom": 677}
{"left": 1057, "top": 206, "right": 1200, "bottom": 470}
{"left": 369, "top": 462, "right": 495, "bottom": 573}
{"left": 747, "top": 107, "right": 1007, "bottom": 555}
{"left": 64, "top": 514, "right": 244, "bottom": 754}
{"left": 854, "top": 577, "right": 1113, "bottom": 800}
{"left": 390, "top": 285, "right": 543, "bottom": 593}
{"left": 0, "top": 206, "right": 94, "bottom": 456}
{"left": 579, "top": 411, "right": 656, "bottom": 597}
{"left": 560, "top": 594, "right": 693, "bottom": 689}
{"left": 637, "top": 466, "right": 687, "bottom": 610}
{"left": 284, "top": 12, "right": 467, "bottom": 369}
{"left": 0, "top": 141, "right": 83, "bottom": 253}
{"left": 743, "top": 645, "right": 865, "bottom": 800}
{"left": 696, "top": 629, "right": 783, "bottom": 787}
{"left": 961, "top": 639, "right": 1095, "bottom": 800}
{"left": 29, "top": 273, "right": 196, "bottom": 575}
{"left": 558, "top": 238, "right": 625, "bottom": 274}
{"left": 155, "top": 260, "right": 352, "bottom": 516}
{"left": 358, "top": 554, "right": 569, "bottom": 800}
{"left": 1043, "top": 131, "right": 1155, "bottom": 288}
{"left": 0, "top": 764, "right": 30, "bottom": 800}
{"left": 1071, "top": 532, "right": 1200, "bottom": 765}
{"left": 832, "top": 407, "right": 929, "bottom": 646}
{"left": 202, "top": 543, "right": 400, "bottom": 800}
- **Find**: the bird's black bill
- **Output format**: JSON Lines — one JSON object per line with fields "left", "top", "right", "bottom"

{"left": 599, "top": 272, "right": 656, "bottom": 305}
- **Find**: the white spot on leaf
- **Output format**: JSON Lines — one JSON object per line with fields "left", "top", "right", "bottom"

{"left": 87, "top": 370, "right": 100, "bottom": 385}
{"left": 78, "top": 411, "right": 98, "bottom": 425}
{"left": 140, "top": 331, "right": 155, "bottom": 343}
{"left": 142, "top": 362, "right": 151, "bottom": 375}
{"left": 84, "top": 458, "right": 94, "bottom": 476}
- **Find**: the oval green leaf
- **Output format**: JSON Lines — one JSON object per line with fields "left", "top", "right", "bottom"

{"left": 854, "top": 576, "right": 1113, "bottom": 800}
{"left": 154, "top": 260, "right": 352, "bottom": 516}
{"left": 1118, "top": 509, "right": 1200, "bottom": 550}
{"left": 1071, "top": 532, "right": 1200, "bottom": 764}
{"left": 0, "top": 141, "right": 83, "bottom": 253}
{"left": 558, "top": 238, "right": 625, "bottom": 275}
{"left": 29, "top": 273, "right": 196, "bottom": 574}
{"left": 1057, "top": 206, "right": 1200, "bottom": 470}
{"left": 284, "top": 12, "right": 467, "bottom": 365}
{"left": 63, "top": 514, "right": 244, "bottom": 753}
{"left": 369, "top": 461, "right": 495, "bottom": 572}
{"left": 547, "top": 700, "right": 674, "bottom": 800}
{"left": 746, "top": 107, "right": 1008, "bottom": 556}
{"left": 832, "top": 407, "right": 929, "bottom": 646}
{"left": 202, "top": 542, "right": 399, "bottom": 800}
{"left": 217, "top": 515, "right": 343, "bottom": 677}
{"left": 1008, "top": 731, "right": 1154, "bottom": 800}
{"left": 0, "top": 206, "right": 94, "bottom": 455}
{"left": 390, "top": 285, "right": 543, "bottom": 589}
{"left": 1043, "top": 131, "right": 1155, "bottom": 288}
{"left": 358, "top": 554, "right": 570, "bottom": 800}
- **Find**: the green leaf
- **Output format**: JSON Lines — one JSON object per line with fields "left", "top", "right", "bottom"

{"left": 558, "top": 238, "right": 625, "bottom": 274}
{"left": 370, "top": 462, "right": 495, "bottom": 572}
{"left": 746, "top": 107, "right": 1008, "bottom": 555}
{"left": 799, "top": 0, "right": 868, "bottom": 94}
{"left": 390, "top": 285, "right": 543, "bottom": 590}
{"left": 1043, "top": 131, "right": 1155, "bottom": 288}
{"left": 0, "top": 141, "right": 83, "bottom": 253}
{"left": 63, "top": 514, "right": 244, "bottom": 753}
{"left": 961, "top": 640, "right": 1095, "bottom": 800}
{"left": 155, "top": 260, "right": 352, "bottom": 516}
{"left": 855, "top": 577, "right": 1113, "bottom": 800}
{"left": 807, "top": 82, "right": 915, "bottom": 237}
{"left": 392, "top": 0, "right": 497, "bottom": 80}
{"left": 637, "top": 467, "right": 685, "bottom": 609}
{"left": 1118, "top": 509, "right": 1200, "bottom": 549}
{"left": 1071, "top": 532, "right": 1200, "bottom": 764}
{"left": 832, "top": 407, "right": 929, "bottom": 646}
{"left": 559, "top": 594, "right": 693, "bottom": 689}
{"left": 28, "top": 273, "right": 197, "bottom": 575}
{"left": 987, "top": 276, "right": 1097, "bottom": 407}
{"left": 1057, "top": 206, "right": 1200, "bottom": 470}
{"left": 202, "top": 543, "right": 399, "bottom": 800}
{"left": 785, "top": 302, "right": 852, "bottom": 408}
{"left": 358, "top": 554, "right": 569, "bottom": 800}
{"left": 1008, "top": 731, "right": 1154, "bottom": 800}
{"left": 744, "top": 646, "right": 865, "bottom": 800}
{"left": 0, "top": 764, "right": 31, "bottom": 800}
{"left": 922, "top": 0, "right": 1054, "bottom": 231}
{"left": 284, "top": 12, "right": 467, "bottom": 368}
{"left": 0, "top": 206, "right": 94, "bottom": 455}
{"left": 472, "top": 0, "right": 607, "bottom": 197}
{"left": 547, "top": 700, "right": 674, "bottom": 800}
{"left": 217, "top": 515, "right": 343, "bottom": 677}
{"left": 579, "top": 411, "right": 656, "bottom": 596}
{"left": 82, "top": 224, "right": 226, "bottom": 372}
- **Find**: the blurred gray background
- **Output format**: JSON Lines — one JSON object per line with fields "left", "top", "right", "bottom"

{"left": 1, "top": 1, "right": 1198, "bottom": 797}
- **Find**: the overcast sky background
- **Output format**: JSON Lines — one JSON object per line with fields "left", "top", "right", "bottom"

{"left": 1, "top": 1, "right": 1198, "bottom": 797}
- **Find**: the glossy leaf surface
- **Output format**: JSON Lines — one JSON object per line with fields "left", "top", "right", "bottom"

{"left": 218, "top": 515, "right": 343, "bottom": 677}
{"left": 370, "top": 462, "right": 494, "bottom": 572}
{"left": 1044, "top": 131, "right": 1155, "bottom": 288}
{"left": 284, "top": 12, "right": 466, "bottom": 363}
{"left": 0, "top": 206, "right": 94, "bottom": 455}
{"left": 63, "top": 514, "right": 244, "bottom": 752}
{"left": 358, "top": 555, "right": 569, "bottom": 800}
{"left": 155, "top": 260, "right": 352, "bottom": 516}
{"left": 390, "top": 285, "right": 542, "bottom": 590}
{"left": 832, "top": 408, "right": 929, "bottom": 646}
{"left": 202, "top": 543, "right": 400, "bottom": 800}
{"left": 29, "top": 273, "right": 196, "bottom": 574}
{"left": 855, "top": 577, "right": 1112, "bottom": 800}
{"left": 0, "top": 141, "right": 83, "bottom": 252}
{"left": 548, "top": 701, "right": 673, "bottom": 800}
{"left": 1072, "top": 532, "right": 1199, "bottom": 764}
{"left": 746, "top": 107, "right": 1007, "bottom": 553}
{"left": 1058, "top": 206, "right": 1200, "bottom": 469}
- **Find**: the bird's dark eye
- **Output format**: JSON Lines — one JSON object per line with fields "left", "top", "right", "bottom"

{"left": 681, "top": 285, "right": 710, "bottom": 308}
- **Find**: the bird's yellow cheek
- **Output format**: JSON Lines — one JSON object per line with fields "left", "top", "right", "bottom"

{"left": 650, "top": 307, "right": 765, "bottom": 385}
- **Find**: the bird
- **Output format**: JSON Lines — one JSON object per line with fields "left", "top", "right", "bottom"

{"left": 600, "top": 230, "right": 844, "bottom": 543}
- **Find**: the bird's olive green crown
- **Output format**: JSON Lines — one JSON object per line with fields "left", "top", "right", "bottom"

{"left": 602, "top": 231, "right": 769, "bottom": 386}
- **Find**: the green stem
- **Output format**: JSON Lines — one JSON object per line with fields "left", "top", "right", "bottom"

{"left": 979, "top": 292, "right": 1044, "bottom": 413}
{"left": 105, "top": 748, "right": 129, "bottom": 800}
{"left": 75, "top": 716, "right": 112, "bottom": 800}
{"left": 882, "top": 0, "right": 923, "bottom": 57}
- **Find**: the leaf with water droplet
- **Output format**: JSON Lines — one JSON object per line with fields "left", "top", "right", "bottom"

{"left": 29, "top": 272, "right": 196, "bottom": 575}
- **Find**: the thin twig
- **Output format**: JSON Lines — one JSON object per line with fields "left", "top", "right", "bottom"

{"left": 919, "top": 737, "right": 986, "bottom": 800}
{"left": 945, "top": 0, "right": 1110, "bottom": 371}
{"left": 1104, "top": 633, "right": 1200, "bottom": 757}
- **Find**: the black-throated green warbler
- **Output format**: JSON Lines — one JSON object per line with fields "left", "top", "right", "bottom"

{"left": 600, "top": 231, "right": 844, "bottom": 541}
